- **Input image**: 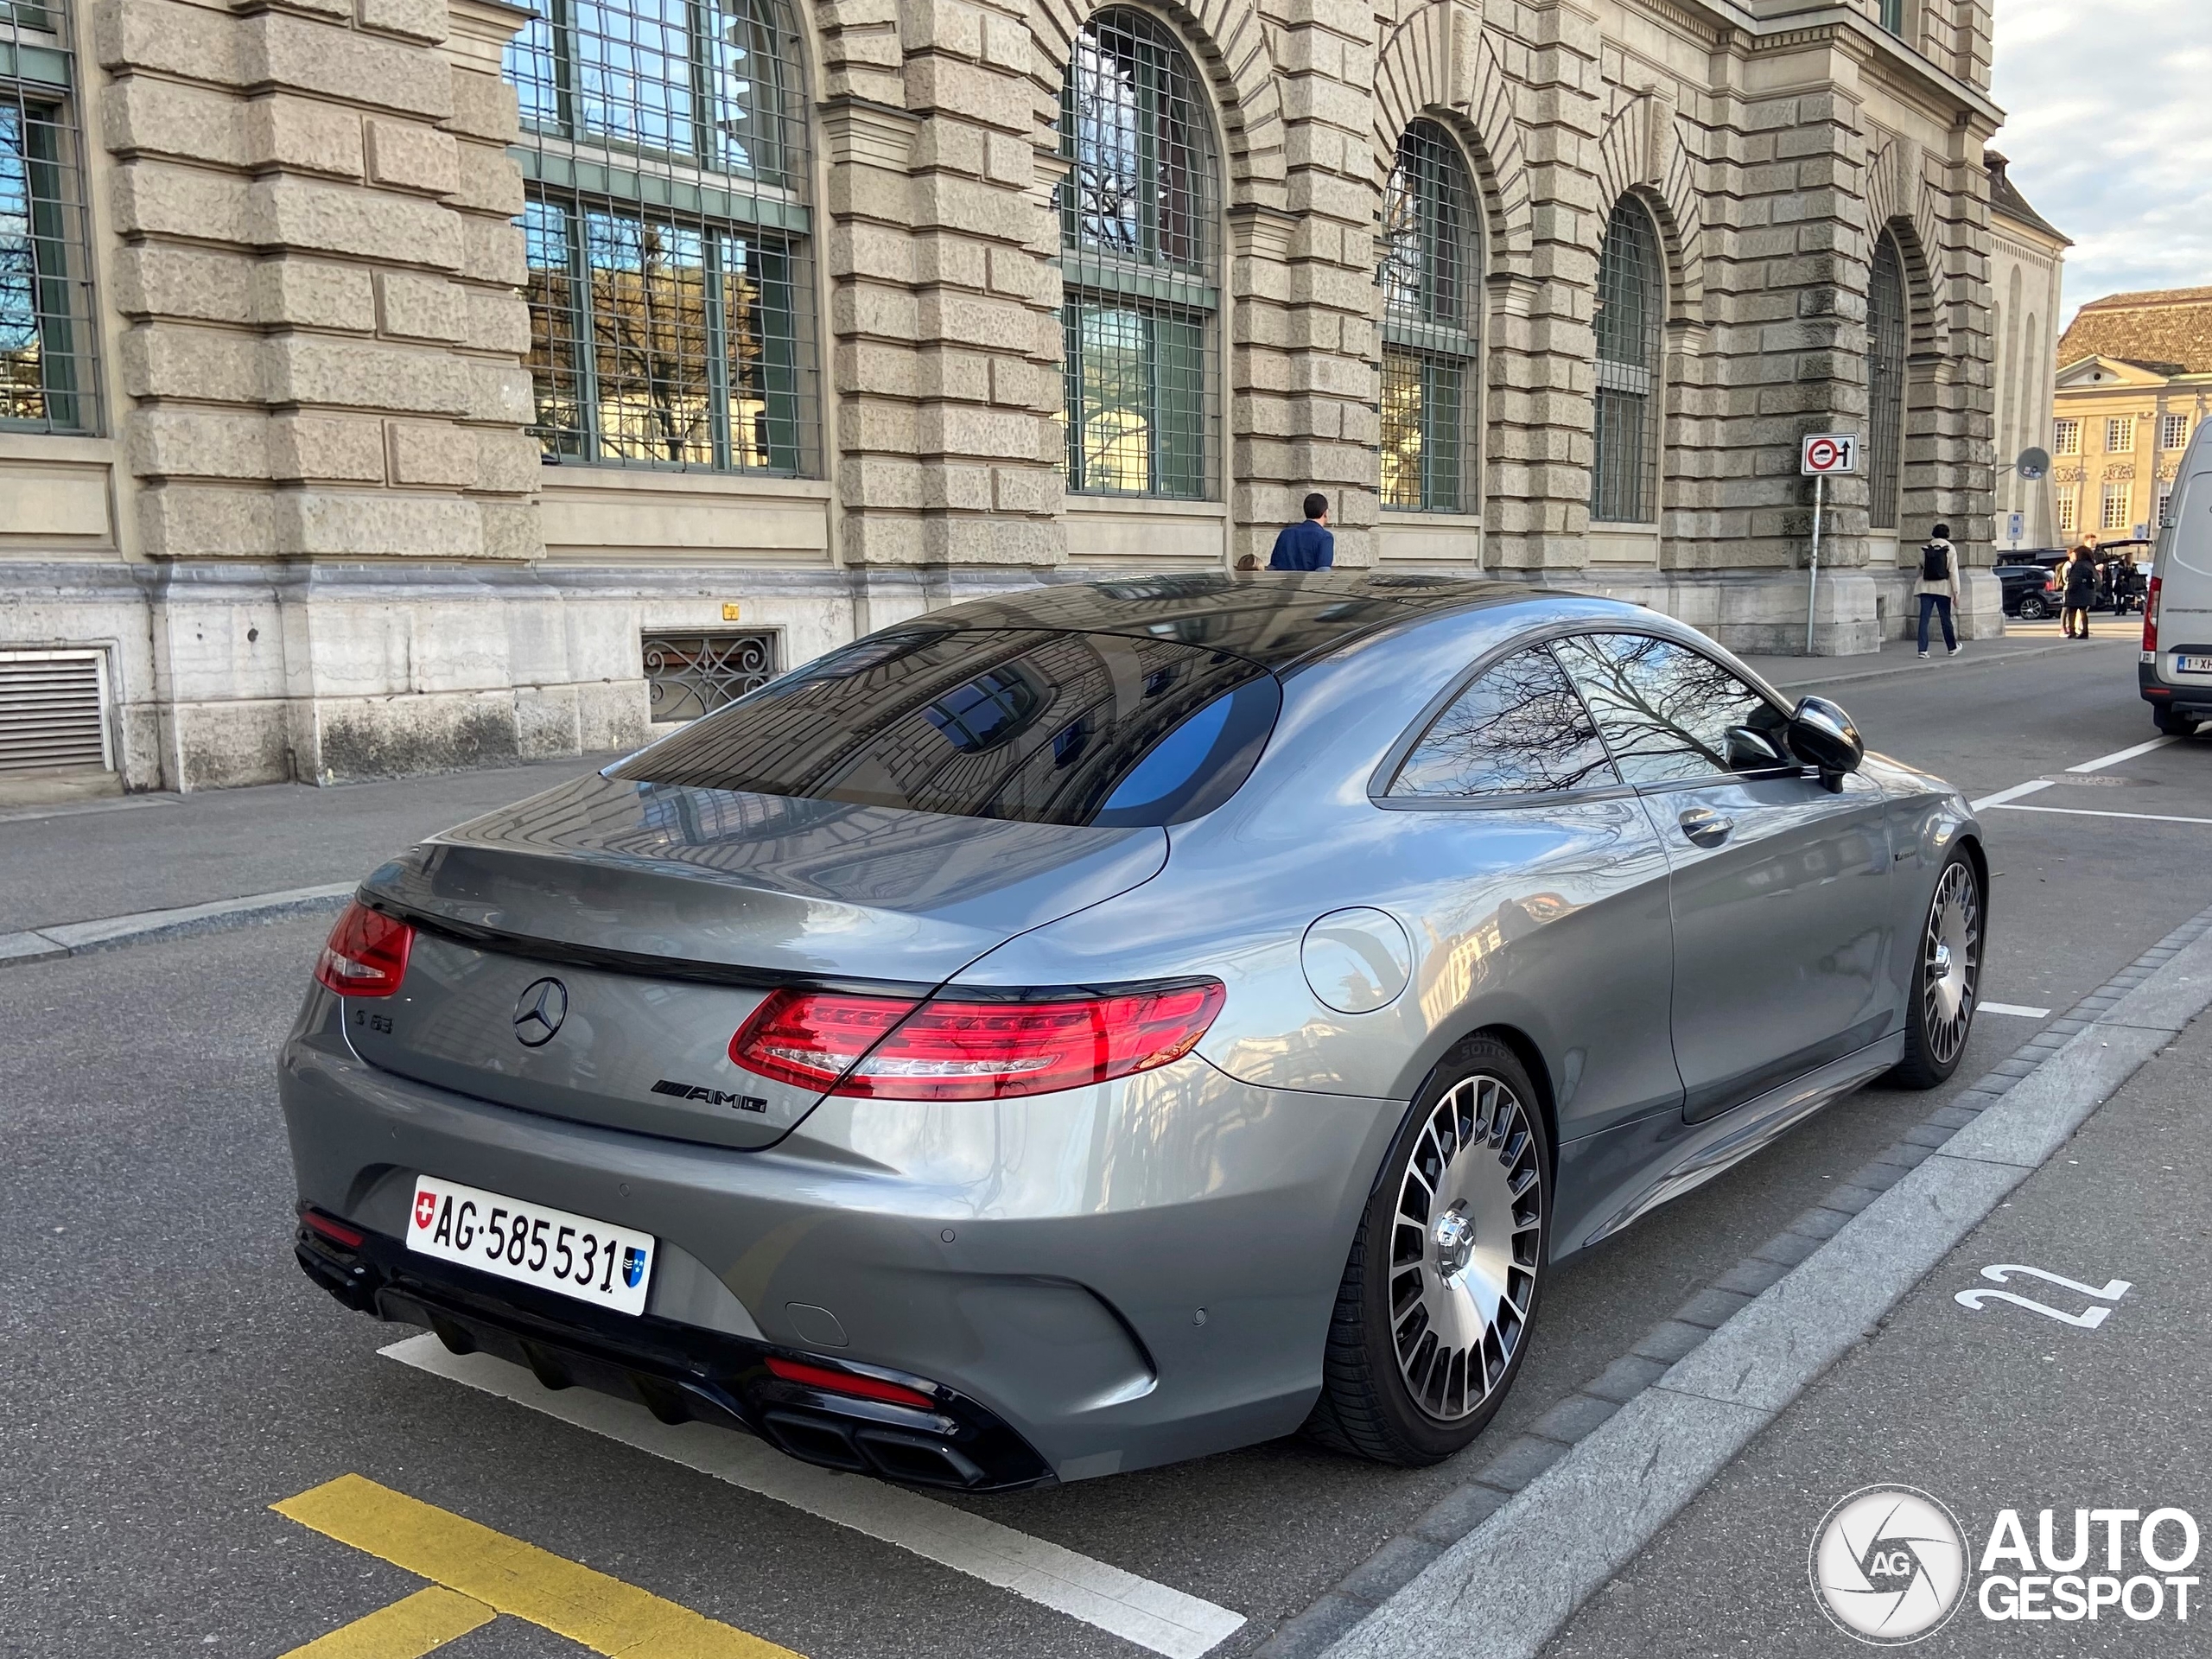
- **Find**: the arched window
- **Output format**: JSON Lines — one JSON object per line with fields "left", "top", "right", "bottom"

{"left": 1866, "top": 232, "right": 1909, "bottom": 530}
{"left": 1379, "top": 121, "right": 1480, "bottom": 513}
{"left": 1058, "top": 9, "right": 1219, "bottom": 499}
{"left": 507, "top": 0, "right": 817, "bottom": 474}
{"left": 1591, "top": 196, "right": 1662, "bottom": 524}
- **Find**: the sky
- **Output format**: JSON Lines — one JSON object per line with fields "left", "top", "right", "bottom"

{"left": 1989, "top": 0, "right": 2212, "bottom": 327}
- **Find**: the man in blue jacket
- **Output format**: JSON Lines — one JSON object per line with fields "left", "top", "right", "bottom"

{"left": 1268, "top": 493, "right": 1335, "bottom": 569}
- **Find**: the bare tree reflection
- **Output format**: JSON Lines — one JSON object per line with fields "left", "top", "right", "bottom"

{"left": 1550, "top": 634, "right": 1787, "bottom": 785}
{"left": 1391, "top": 648, "right": 1620, "bottom": 796}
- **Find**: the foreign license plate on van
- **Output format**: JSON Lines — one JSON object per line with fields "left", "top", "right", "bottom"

{"left": 2176, "top": 654, "right": 2212, "bottom": 675}
{"left": 406, "top": 1174, "right": 655, "bottom": 1316}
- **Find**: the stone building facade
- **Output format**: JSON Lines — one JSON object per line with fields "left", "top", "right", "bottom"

{"left": 2052, "top": 288, "right": 2212, "bottom": 548}
{"left": 1984, "top": 149, "right": 2065, "bottom": 551}
{"left": 3, "top": 0, "right": 2011, "bottom": 798}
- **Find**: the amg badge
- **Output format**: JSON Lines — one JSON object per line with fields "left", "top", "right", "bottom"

{"left": 652, "top": 1078, "right": 769, "bottom": 1113}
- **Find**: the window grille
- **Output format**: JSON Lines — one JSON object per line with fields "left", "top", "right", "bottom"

{"left": 2106, "top": 416, "right": 2134, "bottom": 454}
{"left": 1379, "top": 121, "right": 1478, "bottom": 514}
{"left": 1057, "top": 9, "right": 1218, "bottom": 499}
{"left": 2160, "top": 412, "right": 2190, "bottom": 451}
{"left": 506, "top": 0, "right": 817, "bottom": 474}
{"left": 1591, "top": 196, "right": 1662, "bottom": 524}
{"left": 642, "top": 629, "right": 778, "bottom": 722}
{"left": 1866, "top": 233, "right": 1908, "bottom": 530}
{"left": 2101, "top": 481, "right": 2130, "bottom": 532}
{"left": 2053, "top": 418, "right": 2080, "bottom": 456}
{"left": 2, "top": 2, "right": 96, "bottom": 433}
{"left": 2056, "top": 490, "right": 2076, "bottom": 537}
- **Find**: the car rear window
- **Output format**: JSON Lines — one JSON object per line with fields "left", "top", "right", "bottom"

{"left": 610, "top": 627, "right": 1281, "bottom": 828}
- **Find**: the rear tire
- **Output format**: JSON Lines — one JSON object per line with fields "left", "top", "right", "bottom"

{"left": 1888, "top": 852, "right": 1981, "bottom": 1090}
{"left": 2017, "top": 594, "right": 2051, "bottom": 620}
{"left": 1306, "top": 1036, "right": 1549, "bottom": 1465}
{"left": 2154, "top": 705, "right": 2196, "bottom": 736}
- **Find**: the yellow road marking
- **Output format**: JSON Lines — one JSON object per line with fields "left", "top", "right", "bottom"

{"left": 279, "top": 1586, "right": 494, "bottom": 1658}
{"left": 274, "top": 1473, "right": 804, "bottom": 1659}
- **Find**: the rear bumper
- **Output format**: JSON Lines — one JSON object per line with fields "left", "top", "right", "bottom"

{"left": 279, "top": 992, "right": 1400, "bottom": 1484}
{"left": 2139, "top": 660, "right": 2212, "bottom": 715}
{"left": 295, "top": 1216, "right": 1052, "bottom": 1491}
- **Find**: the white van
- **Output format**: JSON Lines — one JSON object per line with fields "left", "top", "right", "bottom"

{"left": 2142, "top": 421, "right": 2212, "bottom": 734}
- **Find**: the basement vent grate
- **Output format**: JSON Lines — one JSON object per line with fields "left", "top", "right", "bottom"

{"left": 0, "top": 648, "right": 111, "bottom": 772}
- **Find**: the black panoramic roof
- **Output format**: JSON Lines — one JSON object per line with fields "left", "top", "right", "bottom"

{"left": 902, "top": 572, "right": 1554, "bottom": 671}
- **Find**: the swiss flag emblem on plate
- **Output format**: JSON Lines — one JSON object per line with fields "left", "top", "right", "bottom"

{"left": 415, "top": 1191, "right": 438, "bottom": 1230}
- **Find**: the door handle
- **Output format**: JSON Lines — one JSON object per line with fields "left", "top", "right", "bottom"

{"left": 1678, "top": 808, "right": 1734, "bottom": 849}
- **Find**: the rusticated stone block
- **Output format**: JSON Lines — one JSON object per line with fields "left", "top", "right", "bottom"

{"left": 365, "top": 119, "right": 461, "bottom": 197}
{"left": 270, "top": 414, "right": 390, "bottom": 482}
{"left": 357, "top": 0, "right": 448, "bottom": 44}
{"left": 118, "top": 324, "right": 264, "bottom": 406}
{"left": 128, "top": 408, "right": 272, "bottom": 480}
{"left": 277, "top": 489, "right": 486, "bottom": 558}
{"left": 470, "top": 428, "right": 544, "bottom": 495}
{"left": 386, "top": 419, "right": 478, "bottom": 486}
{"left": 102, "top": 78, "right": 251, "bottom": 168}
{"left": 251, "top": 260, "right": 378, "bottom": 332}
{"left": 246, "top": 178, "right": 463, "bottom": 267}
{"left": 463, "top": 288, "right": 531, "bottom": 355}
{"left": 94, "top": 0, "right": 247, "bottom": 85}
{"left": 110, "top": 162, "right": 252, "bottom": 245}
{"left": 442, "top": 68, "right": 521, "bottom": 144}
{"left": 245, "top": 14, "right": 453, "bottom": 121}
{"left": 245, "top": 96, "right": 366, "bottom": 179}
{"left": 138, "top": 480, "right": 280, "bottom": 558}
{"left": 264, "top": 334, "right": 474, "bottom": 414}
{"left": 375, "top": 271, "right": 466, "bottom": 341}
{"left": 111, "top": 245, "right": 255, "bottom": 325}
{"left": 452, "top": 141, "right": 524, "bottom": 216}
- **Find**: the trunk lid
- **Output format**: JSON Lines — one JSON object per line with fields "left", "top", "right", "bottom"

{"left": 347, "top": 772, "right": 1167, "bottom": 1148}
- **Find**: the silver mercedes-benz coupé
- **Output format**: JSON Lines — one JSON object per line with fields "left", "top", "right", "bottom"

{"left": 282, "top": 573, "right": 1983, "bottom": 1491}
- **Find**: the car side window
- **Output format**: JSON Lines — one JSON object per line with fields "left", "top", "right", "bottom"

{"left": 1389, "top": 645, "right": 1622, "bottom": 798}
{"left": 1550, "top": 633, "right": 1795, "bottom": 787}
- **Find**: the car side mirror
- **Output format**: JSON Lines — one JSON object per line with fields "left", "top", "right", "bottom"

{"left": 1723, "top": 725, "right": 1786, "bottom": 773}
{"left": 1788, "top": 696, "right": 1865, "bottom": 791}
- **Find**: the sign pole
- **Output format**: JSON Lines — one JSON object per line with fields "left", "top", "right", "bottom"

{"left": 1806, "top": 472, "right": 1823, "bottom": 654}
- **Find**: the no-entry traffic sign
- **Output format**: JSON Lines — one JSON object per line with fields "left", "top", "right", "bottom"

{"left": 1802, "top": 433, "right": 1859, "bottom": 475}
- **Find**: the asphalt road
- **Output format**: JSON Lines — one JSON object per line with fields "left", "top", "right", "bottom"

{"left": 2, "top": 626, "right": 2205, "bottom": 1657}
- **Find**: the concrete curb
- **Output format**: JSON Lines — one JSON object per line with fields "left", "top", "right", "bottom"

{"left": 1760, "top": 637, "right": 2086, "bottom": 693}
{"left": 1304, "top": 908, "right": 2212, "bottom": 1659}
{"left": 0, "top": 882, "right": 356, "bottom": 967}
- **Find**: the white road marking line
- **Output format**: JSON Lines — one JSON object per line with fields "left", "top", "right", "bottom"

{"left": 1979, "top": 1001, "right": 2051, "bottom": 1019}
{"left": 1970, "top": 779, "right": 2054, "bottom": 810}
{"left": 1970, "top": 734, "right": 2180, "bottom": 814}
{"left": 379, "top": 1336, "right": 1244, "bottom": 1659}
{"left": 2066, "top": 734, "right": 2178, "bottom": 772}
{"left": 1986, "top": 803, "right": 2212, "bottom": 827}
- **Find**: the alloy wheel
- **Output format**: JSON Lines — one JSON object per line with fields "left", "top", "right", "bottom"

{"left": 1388, "top": 1075, "right": 1542, "bottom": 1422}
{"left": 1922, "top": 860, "right": 1981, "bottom": 1067}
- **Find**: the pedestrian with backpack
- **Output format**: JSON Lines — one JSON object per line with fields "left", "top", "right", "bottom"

{"left": 1915, "top": 523, "right": 1962, "bottom": 658}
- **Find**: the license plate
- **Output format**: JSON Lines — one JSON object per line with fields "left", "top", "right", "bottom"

{"left": 406, "top": 1174, "right": 655, "bottom": 1316}
{"left": 2177, "top": 655, "right": 2212, "bottom": 675}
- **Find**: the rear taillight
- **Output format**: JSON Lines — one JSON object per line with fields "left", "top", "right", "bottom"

{"left": 765, "top": 1355, "right": 936, "bottom": 1409}
{"left": 2145, "top": 575, "right": 2163, "bottom": 658}
{"left": 730, "top": 981, "right": 1225, "bottom": 1100}
{"left": 315, "top": 900, "right": 414, "bottom": 998}
{"left": 300, "top": 1208, "right": 365, "bottom": 1249}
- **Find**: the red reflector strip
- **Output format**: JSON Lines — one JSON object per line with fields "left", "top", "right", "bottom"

{"left": 765, "top": 1356, "right": 936, "bottom": 1409}
{"left": 302, "top": 1209, "right": 365, "bottom": 1249}
{"left": 315, "top": 900, "right": 414, "bottom": 999}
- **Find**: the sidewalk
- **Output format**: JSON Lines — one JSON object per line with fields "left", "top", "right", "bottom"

{"left": 0, "top": 753, "right": 622, "bottom": 937}
{"left": 1741, "top": 620, "right": 2101, "bottom": 692}
{"left": 1542, "top": 995, "right": 2212, "bottom": 1656}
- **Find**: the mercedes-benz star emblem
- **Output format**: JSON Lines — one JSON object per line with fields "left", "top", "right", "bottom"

{"left": 512, "top": 977, "right": 569, "bottom": 1047}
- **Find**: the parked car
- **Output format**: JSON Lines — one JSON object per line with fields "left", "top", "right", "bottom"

{"left": 1996, "top": 563, "right": 2058, "bottom": 620}
{"left": 283, "top": 575, "right": 1986, "bottom": 1490}
{"left": 2144, "top": 430, "right": 2212, "bottom": 732}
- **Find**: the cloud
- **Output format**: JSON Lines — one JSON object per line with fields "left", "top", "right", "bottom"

{"left": 1991, "top": 0, "right": 2212, "bottom": 325}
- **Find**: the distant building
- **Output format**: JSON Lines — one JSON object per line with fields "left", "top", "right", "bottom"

{"left": 2055, "top": 289, "right": 2212, "bottom": 545}
{"left": 1986, "top": 154, "right": 2069, "bottom": 550}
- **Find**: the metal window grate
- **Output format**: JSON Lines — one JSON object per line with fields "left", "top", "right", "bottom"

{"left": 506, "top": 0, "right": 817, "bottom": 474}
{"left": 2, "top": 3, "right": 97, "bottom": 434}
{"left": 1866, "top": 233, "right": 1907, "bottom": 530}
{"left": 0, "top": 647, "right": 110, "bottom": 772}
{"left": 1380, "top": 121, "right": 1478, "bottom": 514}
{"left": 1058, "top": 9, "right": 1218, "bottom": 499}
{"left": 1591, "top": 196, "right": 1662, "bottom": 524}
{"left": 643, "top": 629, "right": 778, "bottom": 723}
